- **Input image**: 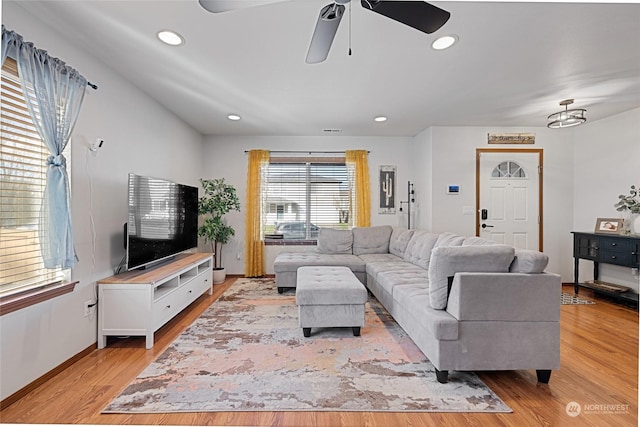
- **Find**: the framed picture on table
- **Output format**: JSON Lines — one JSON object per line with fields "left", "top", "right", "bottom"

{"left": 594, "top": 218, "right": 623, "bottom": 235}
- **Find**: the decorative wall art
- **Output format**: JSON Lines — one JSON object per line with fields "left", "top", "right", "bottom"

{"left": 379, "top": 165, "right": 396, "bottom": 214}
{"left": 487, "top": 133, "right": 535, "bottom": 144}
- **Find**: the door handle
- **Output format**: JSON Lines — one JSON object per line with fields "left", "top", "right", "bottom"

{"left": 481, "top": 223, "right": 494, "bottom": 229}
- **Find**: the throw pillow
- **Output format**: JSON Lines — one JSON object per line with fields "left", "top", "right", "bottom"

{"left": 509, "top": 249, "right": 549, "bottom": 273}
{"left": 428, "top": 245, "right": 515, "bottom": 309}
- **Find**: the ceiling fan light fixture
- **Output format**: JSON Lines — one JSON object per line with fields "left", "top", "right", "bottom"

{"left": 547, "top": 99, "right": 587, "bottom": 129}
{"left": 157, "top": 30, "right": 185, "bottom": 46}
{"left": 431, "top": 34, "right": 458, "bottom": 50}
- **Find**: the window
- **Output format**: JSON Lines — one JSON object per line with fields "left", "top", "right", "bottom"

{"left": 0, "top": 59, "right": 69, "bottom": 296}
{"left": 491, "top": 161, "right": 527, "bottom": 178}
{"left": 264, "top": 158, "right": 354, "bottom": 240}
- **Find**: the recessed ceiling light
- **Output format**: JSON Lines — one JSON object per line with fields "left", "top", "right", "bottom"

{"left": 157, "top": 30, "right": 185, "bottom": 46}
{"left": 227, "top": 114, "right": 241, "bottom": 121}
{"left": 374, "top": 116, "right": 388, "bottom": 122}
{"left": 431, "top": 34, "right": 458, "bottom": 50}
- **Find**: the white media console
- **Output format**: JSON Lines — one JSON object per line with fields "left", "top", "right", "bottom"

{"left": 97, "top": 252, "right": 213, "bottom": 349}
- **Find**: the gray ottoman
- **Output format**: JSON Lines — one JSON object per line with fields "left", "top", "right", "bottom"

{"left": 295, "top": 266, "right": 368, "bottom": 337}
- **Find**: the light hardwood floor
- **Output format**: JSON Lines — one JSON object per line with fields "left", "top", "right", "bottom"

{"left": 1, "top": 278, "right": 638, "bottom": 426}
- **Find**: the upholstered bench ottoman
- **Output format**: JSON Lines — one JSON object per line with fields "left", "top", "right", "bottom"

{"left": 295, "top": 266, "right": 368, "bottom": 337}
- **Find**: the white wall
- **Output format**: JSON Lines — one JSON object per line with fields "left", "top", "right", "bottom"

{"left": 1, "top": 4, "right": 204, "bottom": 401}
{"left": 412, "top": 128, "right": 433, "bottom": 231}
{"left": 420, "top": 126, "right": 575, "bottom": 280}
{"left": 573, "top": 108, "right": 640, "bottom": 289}
{"left": 201, "top": 136, "right": 414, "bottom": 274}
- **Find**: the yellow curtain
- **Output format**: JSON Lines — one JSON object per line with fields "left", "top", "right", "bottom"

{"left": 244, "top": 149, "right": 270, "bottom": 277}
{"left": 345, "top": 150, "right": 371, "bottom": 227}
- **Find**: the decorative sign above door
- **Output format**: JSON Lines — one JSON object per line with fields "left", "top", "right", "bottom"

{"left": 487, "top": 133, "right": 535, "bottom": 144}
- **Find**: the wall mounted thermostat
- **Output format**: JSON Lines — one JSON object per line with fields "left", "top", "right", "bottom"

{"left": 446, "top": 185, "right": 460, "bottom": 195}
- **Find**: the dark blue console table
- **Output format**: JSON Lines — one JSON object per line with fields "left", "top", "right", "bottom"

{"left": 572, "top": 232, "right": 639, "bottom": 307}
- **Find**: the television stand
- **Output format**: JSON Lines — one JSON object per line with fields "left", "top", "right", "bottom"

{"left": 97, "top": 253, "right": 213, "bottom": 349}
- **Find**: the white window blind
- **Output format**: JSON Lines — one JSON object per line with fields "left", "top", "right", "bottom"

{"left": 0, "top": 59, "right": 67, "bottom": 295}
{"left": 264, "top": 158, "right": 354, "bottom": 240}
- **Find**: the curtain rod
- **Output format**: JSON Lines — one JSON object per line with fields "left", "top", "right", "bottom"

{"left": 244, "top": 150, "right": 370, "bottom": 154}
{"left": 87, "top": 82, "right": 98, "bottom": 90}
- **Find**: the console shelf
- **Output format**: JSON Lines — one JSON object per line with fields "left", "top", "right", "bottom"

{"left": 97, "top": 253, "right": 213, "bottom": 349}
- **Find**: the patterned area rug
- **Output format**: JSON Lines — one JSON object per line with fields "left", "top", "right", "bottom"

{"left": 561, "top": 292, "right": 596, "bottom": 305}
{"left": 103, "top": 278, "right": 511, "bottom": 413}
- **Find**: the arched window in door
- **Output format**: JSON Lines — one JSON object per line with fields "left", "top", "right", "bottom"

{"left": 491, "top": 161, "right": 527, "bottom": 178}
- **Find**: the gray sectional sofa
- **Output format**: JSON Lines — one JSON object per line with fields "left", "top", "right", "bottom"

{"left": 274, "top": 225, "right": 561, "bottom": 383}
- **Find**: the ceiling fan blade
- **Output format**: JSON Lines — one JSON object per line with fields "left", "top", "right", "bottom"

{"left": 199, "top": 0, "right": 288, "bottom": 13}
{"left": 306, "top": 3, "right": 346, "bottom": 64}
{"left": 360, "top": 0, "right": 450, "bottom": 34}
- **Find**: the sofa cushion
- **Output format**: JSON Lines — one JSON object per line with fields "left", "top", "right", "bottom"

{"left": 428, "top": 245, "right": 515, "bottom": 309}
{"left": 509, "top": 249, "right": 549, "bottom": 273}
{"left": 434, "top": 232, "right": 465, "bottom": 248}
{"left": 403, "top": 231, "right": 440, "bottom": 269}
{"left": 393, "top": 284, "right": 458, "bottom": 340}
{"left": 315, "top": 228, "right": 353, "bottom": 254}
{"left": 462, "top": 236, "right": 498, "bottom": 246}
{"left": 366, "top": 260, "right": 417, "bottom": 282}
{"left": 358, "top": 253, "right": 403, "bottom": 264}
{"left": 352, "top": 225, "right": 393, "bottom": 255}
{"left": 274, "top": 252, "right": 365, "bottom": 273}
{"left": 376, "top": 269, "right": 429, "bottom": 298}
{"left": 389, "top": 228, "right": 415, "bottom": 257}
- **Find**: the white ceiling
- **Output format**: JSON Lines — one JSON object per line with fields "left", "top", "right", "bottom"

{"left": 10, "top": 0, "right": 640, "bottom": 136}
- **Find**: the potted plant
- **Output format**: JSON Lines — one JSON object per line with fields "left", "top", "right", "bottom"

{"left": 198, "top": 178, "right": 241, "bottom": 283}
{"left": 614, "top": 185, "right": 640, "bottom": 235}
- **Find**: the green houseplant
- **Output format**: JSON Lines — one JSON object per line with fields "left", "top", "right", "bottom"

{"left": 615, "top": 185, "right": 640, "bottom": 214}
{"left": 198, "top": 178, "right": 240, "bottom": 282}
{"left": 614, "top": 185, "right": 640, "bottom": 235}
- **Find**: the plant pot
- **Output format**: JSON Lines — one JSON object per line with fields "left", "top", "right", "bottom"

{"left": 632, "top": 214, "right": 640, "bottom": 236}
{"left": 212, "top": 268, "right": 226, "bottom": 285}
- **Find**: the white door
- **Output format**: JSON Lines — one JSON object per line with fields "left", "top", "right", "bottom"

{"left": 477, "top": 150, "right": 542, "bottom": 251}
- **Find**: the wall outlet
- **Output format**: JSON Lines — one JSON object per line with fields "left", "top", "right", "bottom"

{"left": 84, "top": 300, "right": 93, "bottom": 317}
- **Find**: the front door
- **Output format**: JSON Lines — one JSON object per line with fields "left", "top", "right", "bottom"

{"left": 476, "top": 149, "right": 543, "bottom": 251}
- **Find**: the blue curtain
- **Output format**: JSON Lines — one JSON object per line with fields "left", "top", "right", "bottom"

{"left": 4, "top": 26, "right": 88, "bottom": 269}
{"left": 1, "top": 25, "right": 19, "bottom": 66}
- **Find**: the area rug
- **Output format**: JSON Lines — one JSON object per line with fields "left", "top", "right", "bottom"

{"left": 103, "top": 278, "right": 512, "bottom": 413}
{"left": 561, "top": 292, "right": 596, "bottom": 305}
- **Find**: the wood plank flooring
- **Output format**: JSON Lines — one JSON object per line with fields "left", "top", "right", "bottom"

{"left": 1, "top": 279, "right": 637, "bottom": 426}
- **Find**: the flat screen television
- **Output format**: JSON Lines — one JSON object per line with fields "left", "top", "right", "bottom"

{"left": 126, "top": 173, "right": 198, "bottom": 270}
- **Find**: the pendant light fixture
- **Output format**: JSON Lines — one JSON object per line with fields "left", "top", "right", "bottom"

{"left": 547, "top": 99, "right": 587, "bottom": 129}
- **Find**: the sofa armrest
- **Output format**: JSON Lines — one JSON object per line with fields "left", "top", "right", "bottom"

{"left": 445, "top": 272, "right": 561, "bottom": 322}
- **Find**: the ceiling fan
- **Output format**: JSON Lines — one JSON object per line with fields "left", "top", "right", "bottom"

{"left": 198, "top": 0, "right": 451, "bottom": 64}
